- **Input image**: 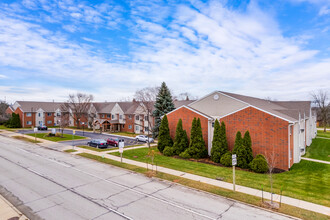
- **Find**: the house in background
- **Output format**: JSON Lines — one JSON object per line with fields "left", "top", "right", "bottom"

{"left": 166, "top": 91, "right": 317, "bottom": 171}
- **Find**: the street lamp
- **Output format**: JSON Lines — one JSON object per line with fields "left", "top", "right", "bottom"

{"left": 82, "top": 122, "right": 85, "bottom": 136}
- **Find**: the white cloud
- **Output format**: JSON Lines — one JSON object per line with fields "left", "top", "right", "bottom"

{"left": 319, "top": 6, "right": 330, "bottom": 15}
{"left": 0, "top": 0, "right": 329, "bottom": 103}
{"left": 0, "top": 74, "right": 7, "bottom": 79}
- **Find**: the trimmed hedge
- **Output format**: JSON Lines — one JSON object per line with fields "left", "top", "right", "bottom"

{"left": 163, "top": 146, "right": 175, "bottom": 156}
{"left": 220, "top": 152, "right": 232, "bottom": 167}
{"left": 250, "top": 154, "right": 268, "bottom": 173}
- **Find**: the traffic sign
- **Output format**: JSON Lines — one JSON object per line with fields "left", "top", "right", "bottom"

{"left": 119, "top": 147, "right": 124, "bottom": 153}
{"left": 34, "top": 128, "right": 38, "bottom": 133}
{"left": 232, "top": 154, "right": 237, "bottom": 166}
{"left": 73, "top": 130, "right": 75, "bottom": 135}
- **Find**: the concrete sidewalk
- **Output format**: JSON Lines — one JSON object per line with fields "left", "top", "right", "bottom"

{"left": 0, "top": 194, "right": 28, "bottom": 220}
{"left": 301, "top": 157, "right": 330, "bottom": 164}
{"left": 70, "top": 147, "right": 330, "bottom": 216}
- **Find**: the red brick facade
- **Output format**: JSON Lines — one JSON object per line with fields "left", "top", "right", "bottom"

{"left": 122, "top": 114, "right": 135, "bottom": 133}
{"left": 167, "top": 107, "right": 209, "bottom": 148}
{"left": 220, "top": 107, "right": 289, "bottom": 170}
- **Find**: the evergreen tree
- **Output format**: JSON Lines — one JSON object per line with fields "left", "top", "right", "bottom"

{"left": 172, "top": 119, "right": 189, "bottom": 155}
{"left": 6, "top": 113, "right": 21, "bottom": 128}
{"left": 186, "top": 118, "right": 208, "bottom": 159}
{"left": 211, "top": 120, "right": 228, "bottom": 163}
{"left": 153, "top": 82, "right": 175, "bottom": 138}
{"left": 157, "top": 115, "right": 173, "bottom": 153}
{"left": 233, "top": 131, "right": 248, "bottom": 168}
{"left": 211, "top": 119, "right": 221, "bottom": 163}
{"left": 243, "top": 130, "right": 253, "bottom": 164}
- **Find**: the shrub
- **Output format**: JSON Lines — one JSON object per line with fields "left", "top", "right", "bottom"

{"left": 157, "top": 115, "right": 173, "bottom": 153}
{"left": 211, "top": 120, "right": 228, "bottom": 163}
{"left": 47, "top": 133, "right": 55, "bottom": 137}
{"left": 233, "top": 131, "right": 248, "bottom": 169}
{"left": 186, "top": 118, "right": 208, "bottom": 159}
{"left": 5, "top": 113, "right": 21, "bottom": 128}
{"left": 243, "top": 131, "right": 253, "bottom": 164}
{"left": 250, "top": 154, "right": 268, "bottom": 173}
{"left": 220, "top": 152, "right": 232, "bottom": 167}
{"left": 163, "top": 146, "right": 175, "bottom": 156}
{"left": 179, "top": 150, "right": 190, "bottom": 159}
{"left": 172, "top": 119, "right": 189, "bottom": 155}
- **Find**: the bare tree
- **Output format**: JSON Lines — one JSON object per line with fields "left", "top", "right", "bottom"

{"left": 174, "top": 92, "right": 198, "bottom": 101}
{"left": 59, "top": 112, "right": 70, "bottom": 137}
{"left": 0, "top": 101, "right": 9, "bottom": 124}
{"left": 134, "top": 87, "right": 158, "bottom": 148}
{"left": 61, "top": 93, "right": 94, "bottom": 129}
{"left": 264, "top": 149, "right": 277, "bottom": 205}
{"left": 311, "top": 90, "right": 330, "bottom": 132}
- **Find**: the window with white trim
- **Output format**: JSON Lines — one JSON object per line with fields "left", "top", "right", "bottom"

{"left": 119, "top": 115, "right": 122, "bottom": 119}
{"left": 145, "top": 116, "right": 148, "bottom": 121}
{"left": 135, "top": 115, "right": 139, "bottom": 120}
{"left": 145, "top": 127, "right": 148, "bottom": 132}
{"left": 129, "top": 125, "right": 132, "bottom": 129}
{"left": 47, "top": 120, "right": 52, "bottom": 124}
{"left": 135, "top": 125, "right": 139, "bottom": 131}
{"left": 26, "top": 113, "right": 32, "bottom": 117}
{"left": 47, "top": 113, "right": 52, "bottom": 116}
{"left": 128, "top": 115, "right": 132, "bottom": 119}
{"left": 27, "top": 121, "right": 32, "bottom": 125}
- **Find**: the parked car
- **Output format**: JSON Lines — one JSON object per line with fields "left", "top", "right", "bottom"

{"left": 87, "top": 139, "right": 108, "bottom": 149}
{"left": 135, "top": 135, "right": 154, "bottom": 143}
{"left": 37, "top": 125, "right": 48, "bottom": 130}
{"left": 107, "top": 138, "right": 119, "bottom": 147}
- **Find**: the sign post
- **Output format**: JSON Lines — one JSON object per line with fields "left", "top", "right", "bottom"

{"left": 119, "top": 139, "right": 124, "bottom": 163}
{"left": 72, "top": 130, "right": 75, "bottom": 149}
{"left": 34, "top": 127, "right": 38, "bottom": 142}
{"left": 232, "top": 154, "right": 237, "bottom": 191}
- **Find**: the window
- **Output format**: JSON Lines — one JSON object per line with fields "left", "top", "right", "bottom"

{"left": 47, "top": 120, "right": 52, "bottom": 124}
{"left": 112, "top": 114, "right": 114, "bottom": 119}
{"left": 128, "top": 115, "right": 132, "bottom": 119}
{"left": 56, "top": 113, "right": 60, "bottom": 116}
{"left": 47, "top": 113, "right": 52, "bottom": 116}
{"left": 119, "top": 115, "right": 122, "bottom": 119}
{"left": 122, "top": 125, "right": 125, "bottom": 128}
{"left": 129, "top": 125, "right": 132, "bottom": 129}
{"left": 135, "top": 125, "right": 139, "bottom": 131}
{"left": 145, "top": 116, "right": 148, "bottom": 121}
{"left": 212, "top": 122, "right": 215, "bottom": 127}
{"left": 101, "top": 114, "right": 104, "bottom": 118}
{"left": 145, "top": 127, "right": 148, "bottom": 132}
{"left": 136, "top": 115, "right": 139, "bottom": 120}
{"left": 39, "top": 121, "right": 42, "bottom": 125}
{"left": 26, "top": 113, "right": 32, "bottom": 117}
{"left": 38, "top": 113, "right": 41, "bottom": 117}
{"left": 27, "top": 121, "right": 32, "bottom": 125}
{"left": 107, "top": 114, "right": 110, "bottom": 118}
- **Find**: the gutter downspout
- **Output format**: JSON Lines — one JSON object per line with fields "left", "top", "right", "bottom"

{"left": 288, "top": 123, "right": 293, "bottom": 169}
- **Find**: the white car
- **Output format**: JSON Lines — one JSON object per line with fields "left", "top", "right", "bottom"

{"left": 135, "top": 135, "right": 154, "bottom": 143}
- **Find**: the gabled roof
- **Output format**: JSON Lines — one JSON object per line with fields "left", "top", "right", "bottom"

{"left": 14, "top": 101, "right": 63, "bottom": 112}
{"left": 219, "top": 91, "right": 310, "bottom": 122}
{"left": 93, "top": 102, "right": 116, "bottom": 113}
{"left": 166, "top": 105, "right": 214, "bottom": 120}
{"left": 173, "top": 100, "right": 195, "bottom": 108}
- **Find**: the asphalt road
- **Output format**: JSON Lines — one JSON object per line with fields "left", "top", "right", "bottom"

{"left": 17, "top": 129, "right": 142, "bottom": 146}
{"left": 0, "top": 135, "right": 293, "bottom": 220}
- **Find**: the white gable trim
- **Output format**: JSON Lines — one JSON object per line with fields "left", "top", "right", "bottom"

{"left": 166, "top": 105, "right": 214, "bottom": 120}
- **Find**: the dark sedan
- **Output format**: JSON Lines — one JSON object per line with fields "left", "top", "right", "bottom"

{"left": 37, "top": 125, "right": 48, "bottom": 130}
{"left": 87, "top": 139, "right": 108, "bottom": 149}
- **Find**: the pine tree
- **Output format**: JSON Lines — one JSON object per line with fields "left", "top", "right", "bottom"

{"left": 211, "top": 119, "right": 221, "bottom": 163}
{"left": 243, "top": 130, "right": 253, "bottom": 164}
{"left": 153, "top": 82, "right": 175, "bottom": 138}
{"left": 157, "top": 115, "right": 173, "bottom": 153}
{"left": 219, "top": 121, "right": 228, "bottom": 154}
{"left": 6, "top": 113, "right": 21, "bottom": 128}
{"left": 172, "top": 119, "right": 188, "bottom": 155}
{"left": 186, "top": 118, "right": 208, "bottom": 159}
{"left": 233, "top": 131, "right": 248, "bottom": 168}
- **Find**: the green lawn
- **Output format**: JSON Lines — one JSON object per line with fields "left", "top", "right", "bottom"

{"left": 317, "top": 130, "right": 330, "bottom": 139}
{"left": 64, "top": 149, "right": 77, "bottom": 153}
{"left": 26, "top": 133, "right": 86, "bottom": 142}
{"left": 110, "top": 147, "right": 330, "bottom": 207}
{"left": 304, "top": 138, "right": 330, "bottom": 161}
{"left": 77, "top": 144, "right": 145, "bottom": 152}
{"left": 0, "top": 125, "right": 6, "bottom": 129}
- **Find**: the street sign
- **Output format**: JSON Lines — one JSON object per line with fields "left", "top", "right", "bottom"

{"left": 119, "top": 147, "right": 124, "bottom": 153}
{"left": 232, "top": 154, "right": 237, "bottom": 166}
{"left": 73, "top": 130, "right": 75, "bottom": 135}
{"left": 34, "top": 128, "right": 38, "bottom": 133}
{"left": 119, "top": 140, "right": 124, "bottom": 149}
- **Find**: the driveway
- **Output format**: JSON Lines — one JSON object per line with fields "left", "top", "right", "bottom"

{"left": 17, "top": 129, "right": 143, "bottom": 147}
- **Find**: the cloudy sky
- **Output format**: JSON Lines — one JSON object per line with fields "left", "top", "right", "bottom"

{"left": 0, "top": 0, "right": 329, "bottom": 103}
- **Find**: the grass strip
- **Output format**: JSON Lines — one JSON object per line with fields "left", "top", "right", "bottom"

{"left": 77, "top": 144, "right": 145, "bottom": 152}
{"left": 110, "top": 147, "right": 330, "bottom": 207}
{"left": 26, "top": 133, "right": 86, "bottom": 142}
{"left": 78, "top": 153, "right": 328, "bottom": 220}
{"left": 12, "top": 135, "right": 41, "bottom": 143}
{"left": 304, "top": 138, "right": 330, "bottom": 161}
{"left": 64, "top": 149, "right": 77, "bottom": 153}
{"left": 317, "top": 130, "right": 330, "bottom": 139}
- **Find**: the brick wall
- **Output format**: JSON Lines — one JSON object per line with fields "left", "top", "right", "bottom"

{"left": 45, "top": 112, "right": 54, "bottom": 126}
{"left": 221, "top": 106, "right": 289, "bottom": 170}
{"left": 122, "top": 114, "right": 134, "bottom": 133}
{"left": 167, "top": 107, "right": 209, "bottom": 148}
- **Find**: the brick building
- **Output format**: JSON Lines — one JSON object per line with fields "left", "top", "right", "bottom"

{"left": 166, "top": 91, "right": 317, "bottom": 170}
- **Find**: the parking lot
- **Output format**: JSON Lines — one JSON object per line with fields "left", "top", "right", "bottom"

{"left": 17, "top": 129, "right": 143, "bottom": 147}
